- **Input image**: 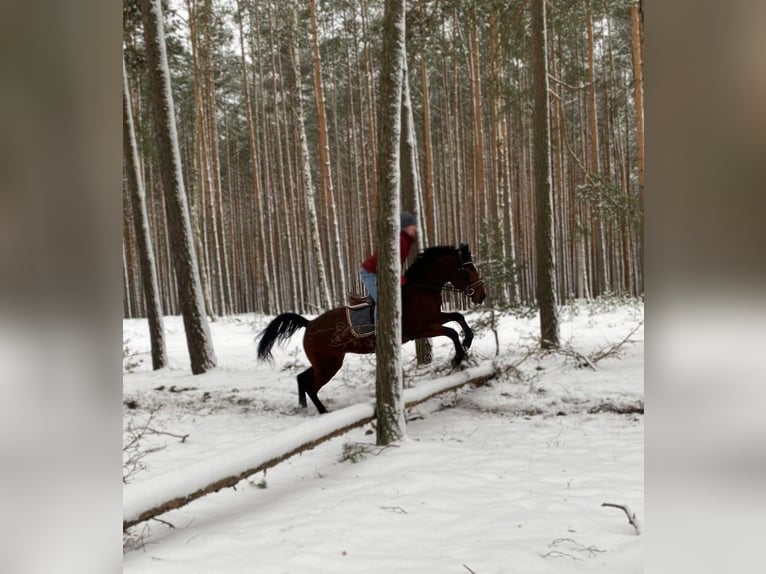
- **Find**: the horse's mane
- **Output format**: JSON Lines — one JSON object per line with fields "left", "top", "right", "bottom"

{"left": 405, "top": 245, "right": 466, "bottom": 281}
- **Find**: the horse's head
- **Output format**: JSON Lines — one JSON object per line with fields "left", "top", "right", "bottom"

{"left": 405, "top": 244, "right": 486, "bottom": 304}
{"left": 449, "top": 244, "right": 486, "bottom": 304}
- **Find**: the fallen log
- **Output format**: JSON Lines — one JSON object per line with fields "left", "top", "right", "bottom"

{"left": 123, "top": 363, "right": 495, "bottom": 530}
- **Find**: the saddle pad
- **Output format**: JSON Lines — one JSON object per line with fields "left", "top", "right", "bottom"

{"left": 346, "top": 305, "right": 375, "bottom": 337}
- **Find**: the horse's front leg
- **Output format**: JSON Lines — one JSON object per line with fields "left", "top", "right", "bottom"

{"left": 440, "top": 312, "right": 474, "bottom": 349}
{"left": 423, "top": 325, "right": 465, "bottom": 367}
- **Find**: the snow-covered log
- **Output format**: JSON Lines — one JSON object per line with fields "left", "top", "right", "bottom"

{"left": 123, "top": 364, "right": 495, "bottom": 530}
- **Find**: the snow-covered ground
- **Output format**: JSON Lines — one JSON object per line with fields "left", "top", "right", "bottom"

{"left": 123, "top": 300, "right": 643, "bottom": 573}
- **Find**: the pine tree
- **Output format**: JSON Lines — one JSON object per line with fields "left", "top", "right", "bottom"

{"left": 139, "top": 0, "right": 216, "bottom": 373}
{"left": 123, "top": 56, "right": 167, "bottom": 370}
{"left": 375, "top": 0, "right": 407, "bottom": 446}
{"left": 531, "top": 0, "right": 559, "bottom": 349}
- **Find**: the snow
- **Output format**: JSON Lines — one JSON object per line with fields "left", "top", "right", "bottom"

{"left": 123, "top": 301, "right": 643, "bottom": 572}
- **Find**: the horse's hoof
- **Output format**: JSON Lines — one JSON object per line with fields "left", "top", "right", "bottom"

{"left": 451, "top": 356, "right": 464, "bottom": 368}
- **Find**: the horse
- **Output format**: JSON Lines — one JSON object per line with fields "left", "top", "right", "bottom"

{"left": 256, "top": 243, "right": 486, "bottom": 414}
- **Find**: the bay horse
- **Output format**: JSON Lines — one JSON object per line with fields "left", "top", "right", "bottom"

{"left": 257, "top": 244, "right": 486, "bottom": 414}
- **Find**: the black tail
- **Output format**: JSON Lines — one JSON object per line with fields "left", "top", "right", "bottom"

{"left": 257, "top": 313, "right": 309, "bottom": 360}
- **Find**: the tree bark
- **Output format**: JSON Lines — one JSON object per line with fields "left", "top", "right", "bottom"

{"left": 531, "top": 0, "right": 559, "bottom": 349}
{"left": 288, "top": 0, "right": 333, "bottom": 311}
{"left": 139, "top": 0, "right": 216, "bottom": 373}
{"left": 236, "top": 0, "right": 274, "bottom": 313}
{"left": 419, "top": 54, "right": 435, "bottom": 246}
{"left": 375, "top": 0, "right": 407, "bottom": 446}
{"left": 400, "top": 55, "right": 433, "bottom": 366}
{"left": 630, "top": 2, "right": 645, "bottom": 292}
{"left": 309, "top": 0, "right": 346, "bottom": 302}
{"left": 123, "top": 57, "right": 167, "bottom": 370}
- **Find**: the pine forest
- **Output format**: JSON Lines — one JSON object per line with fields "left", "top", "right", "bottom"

{"left": 123, "top": 0, "right": 645, "bottom": 321}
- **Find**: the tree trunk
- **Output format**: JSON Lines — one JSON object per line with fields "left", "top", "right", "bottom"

{"left": 400, "top": 55, "right": 433, "bottom": 366}
{"left": 288, "top": 0, "right": 333, "bottom": 311}
{"left": 139, "top": 0, "right": 216, "bottom": 373}
{"left": 185, "top": 0, "right": 217, "bottom": 320}
{"left": 419, "top": 54, "right": 435, "bottom": 246}
{"left": 123, "top": 57, "right": 167, "bottom": 370}
{"left": 630, "top": 2, "right": 645, "bottom": 292}
{"left": 236, "top": 0, "right": 274, "bottom": 313}
{"left": 468, "top": 4, "right": 486, "bottom": 245}
{"left": 309, "top": 0, "right": 346, "bottom": 302}
{"left": 375, "top": 0, "right": 407, "bottom": 446}
{"left": 531, "top": 0, "right": 559, "bottom": 349}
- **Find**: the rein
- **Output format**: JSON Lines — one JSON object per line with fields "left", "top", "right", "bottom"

{"left": 408, "top": 265, "right": 484, "bottom": 297}
{"left": 407, "top": 282, "right": 466, "bottom": 294}
{"left": 405, "top": 246, "right": 484, "bottom": 298}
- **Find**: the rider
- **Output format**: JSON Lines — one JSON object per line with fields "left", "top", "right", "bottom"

{"left": 359, "top": 211, "right": 418, "bottom": 324}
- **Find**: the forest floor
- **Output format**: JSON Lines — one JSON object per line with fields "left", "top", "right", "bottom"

{"left": 123, "top": 299, "right": 644, "bottom": 573}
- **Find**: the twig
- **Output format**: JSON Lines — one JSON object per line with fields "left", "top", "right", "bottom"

{"left": 541, "top": 550, "right": 581, "bottom": 561}
{"left": 602, "top": 502, "right": 641, "bottom": 535}
{"left": 151, "top": 517, "right": 175, "bottom": 529}
{"left": 556, "top": 345, "right": 597, "bottom": 370}
{"left": 555, "top": 321, "right": 642, "bottom": 369}
{"left": 589, "top": 322, "right": 643, "bottom": 364}
{"left": 380, "top": 506, "right": 408, "bottom": 514}
{"left": 543, "top": 538, "right": 606, "bottom": 560}
{"left": 463, "top": 564, "right": 478, "bottom": 574}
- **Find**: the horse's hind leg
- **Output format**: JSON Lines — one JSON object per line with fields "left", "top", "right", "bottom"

{"left": 297, "top": 367, "right": 327, "bottom": 414}
{"left": 298, "top": 351, "right": 345, "bottom": 415}
{"left": 297, "top": 368, "right": 311, "bottom": 409}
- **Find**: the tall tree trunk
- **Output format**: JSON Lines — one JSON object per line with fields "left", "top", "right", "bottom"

{"left": 531, "top": 0, "right": 559, "bottom": 349}
{"left": 309, "top": 0, "right": 346, "bottom": 302}
{"left": 468, "top": 3, "right": 486, "bottom": 245}
{"left": 123, "top": 57, "right": 167, "bottom": 369}
{"left": 489, "top": 5, "right": 510, "bottom": 307}
{"left": 288, "top": 0, "right": 332, "bottom": 310}
{"left": 360, "top": 0, "right": 378, "bottom": 207}
{"left": 586, "top": 0, "right": 606, "bottom": 294}
{"left": 419, "top": 53, "right": 435, "bottom": 246}
{"left": 400, "top": 56, "right": 432, "bottom": 366}
{"left": 139, "top": 0, "right": 216, "bottom": 373}
{"left": 201, "top": 0, "right": 231, "bottom": 315}
{"left": 375, "top": 0, "right": 407, "bottom": 446}
{"left": 630, "top": 2, "right": 645, "bottom": 292}
{"left": 185, "top": 0, "right": 217, "bottom": 320}
{"left": 236, "top": 0, "right": 273, "bottom": 313}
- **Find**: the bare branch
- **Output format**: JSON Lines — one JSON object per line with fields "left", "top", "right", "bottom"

{"left": 380, "top": 506, "right": 408, "bottom": 514}
{"left": 589, "top": 322, "right": 643, "bottom": 364}
{"left": 555, "top": 321, "right": 642, "bottom": 369}
{"left": 602, "top": 502, "right": 642, "bottom": 535}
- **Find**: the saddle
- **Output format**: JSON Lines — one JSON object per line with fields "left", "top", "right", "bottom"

{"left": 347, "top": 293, "right": 374, "bottom": 307}
{"left": 345, "top": 293, "right": 375, "bottom": 336}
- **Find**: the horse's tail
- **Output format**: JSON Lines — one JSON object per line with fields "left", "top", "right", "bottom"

{"left": 257, "top": 313, "right": 309, "bottom": 360}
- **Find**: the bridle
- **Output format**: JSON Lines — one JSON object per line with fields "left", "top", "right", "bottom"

{"left": 408, "top": 250, "right": 484, "bottom": 297}
{"left": 458, "top": 260, "right": 484, "bottom": 298}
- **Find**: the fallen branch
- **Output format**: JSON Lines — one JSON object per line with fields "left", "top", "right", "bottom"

{"left": 556, "top": 345, "right": 597, "bottom": 370}
{"left": 556, "top": 321, "right": 643, "bottom": 370}
{"left": 589, "top": 322, "right": 643, "bottom": 364}
{"left": 601, "top": 502, "right": 641, "bottom": 534}
{"left": 124, "top": 411, "right": 188, "bottom": 484}
{"left": 380, "top": 506, "right": 408, "bottom": 514}
{"left": 542, "top": 538, "right": 605, "bottom": 560}
{"left": 124, "top": 365, "right": 496, "bottom": 530}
